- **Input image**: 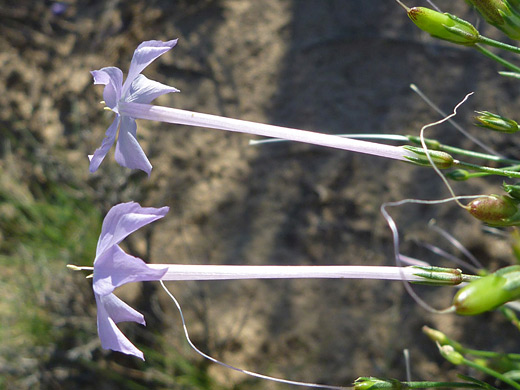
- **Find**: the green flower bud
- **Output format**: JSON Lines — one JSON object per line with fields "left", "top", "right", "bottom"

{"left": 467, "top": 0, "right": 520, "bottom": 39}
{"left": 354, "top": 377, "right": 404, "bottom": 390}
{"left": 422, "top": 325, "right": 450, "bottom": 344}
{"left": 453, "top": 265, "right": 520, "bottom": 315}
{"left": 400, "top": 3, "right": 480, "bottom": 45}
{"left": 498, "top": 2, "right": 520, "bottom": 40}
{"left": 467, "top": 0, "right": 508, "bottom": 25}
{"left": 446, "top": 169, "right": 471, "bottom": 181}
{"left": 402, "top": 146, "right": 454, "bottom": 169}
{"left": 467, "top": 194, "right": 520, "bottom": 226}
{"left": 503, "top": 182, "right": 520, "bottom": 199}
{"left": 475, "top": 111, "right": 519, "bottom": 133}
{"left": 422, "top": 326, "right": 464, "bottom": 350}
{"left": 438, "top": 344, "right": 464, "bottom": 365}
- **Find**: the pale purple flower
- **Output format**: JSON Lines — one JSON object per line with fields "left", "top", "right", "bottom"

{"left": 92, "top": 201, "right": 169, "bottom": 359}
{"left": 89, "top": 40, "right": 179, "bottom": 175}
{"left": 89, "top": 40, "right": 425, "bottom": 176}
{"left": 89, "top": 198, "right": 466, "bottom": 361}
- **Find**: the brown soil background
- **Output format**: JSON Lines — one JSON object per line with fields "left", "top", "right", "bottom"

{"left": 2, "top": 0, "right": 520, "bottom": 389}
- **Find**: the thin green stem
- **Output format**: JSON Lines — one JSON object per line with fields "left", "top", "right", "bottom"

{"left": 461, "top": 347, "right": 520, "bottom": 360}
{"left": 454, "top": 161, "right": 520, "bottom": 178}
{"left": 478, "top": 35, "right": 520, "bottom": 55}
{"left": 440, "top": 145, "right": 520, "bottom": 164}
{"left": 463, "top": 357, "right": 520, "bottom": 390}
{"left": 474, "top": 43, "right": 520, "bottom": 73}
{"left": 407, "top": 136, "right": 520, "bottom": 165}
{"left": 401, "top": 381, "right": 491, "bottom": 389}
{"left": 409, "top": 84, "right": 503, "bottom": 158}
{"left": 500, "top": 306, "right": 520, "bottom": 332}
{"left": 448, "top": 166, "right": 520, "bottom": 180}
{"left": 451, "top": 171, "right": 494, "bottom": 180}
{"left": 355, "top": 377, "right": 492, "bottom": 389}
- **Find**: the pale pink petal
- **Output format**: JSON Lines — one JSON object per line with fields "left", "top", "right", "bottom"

{"left": 95, "top": 202, "right": 169, "bottom": 257}
{"left": 122, "top": 39, "right": 178, "bottom": 97}
{"left": 89, "top": 116, "right": 120, "bottom": 173}
{"left": 114, "top": 116, "right": 152, "bottom": 175}
{"left": 96, "top": 293, "right": 145, "bottom": 360}
{"left": 91, "top": 67, "right": 123, "bottom": 110}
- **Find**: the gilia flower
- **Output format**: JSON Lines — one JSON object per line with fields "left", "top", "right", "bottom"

{"left": 86, "top": 202, "right": 465, "bottom": 360}
{"left": 90, "top": 40, "right": 425, "bottom": 175}
{"left": 89, "top": 40, "right": 179, "bottom": 175}
{"left": 92, "top": 202, "right": 169, "bottom": 359}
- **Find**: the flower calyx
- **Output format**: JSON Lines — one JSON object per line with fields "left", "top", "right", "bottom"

{"left": 397, "top": 2, "right": 480, "bottom": 45}
{"left": 402, "top": 145, "right": 455, "bottom": 169}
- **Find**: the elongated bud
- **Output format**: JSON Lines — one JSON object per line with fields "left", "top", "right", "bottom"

{"left": 475, "top": 111, "right": 519, "bottom": 133}
{"left": 412, "top": 265, "right": 463, "bottom": 285}
{"left": 446, "top": 169, "right": 471, "bottom": 181}
{"left": 438, "top": 344, "right": 464, "bottom": 365}
{"left": 452, "top": 265, "right": 520, "bottom": 315}
{"left": 402, "top": 145, "right": 454, "bottom": 168}
{"left": 467, "top": 0, "right": 520, "bottom": 39}
{"left": 354, "top": 377, "right": 403, "bottom": 390}
{"left": 467, "top": 194, "right": 520, "bottom": 226}
{"left": 398, "top": 2, "right": 480, "bottom": 45}
{"left": 422, "top": 326, "right": 464, "bottom": 350}
{"left": 422, "top": 325, "right": 450, "bottom": 344}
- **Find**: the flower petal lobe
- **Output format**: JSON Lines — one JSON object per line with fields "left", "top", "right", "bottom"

{"left": 114, "top": 117, "right": 152, "bottom": 175}
{"left": 89, "top": 116, "right": 120, "bottom": 173}
{"left": 123, "top": 39, "right": 178, "bottom": 96}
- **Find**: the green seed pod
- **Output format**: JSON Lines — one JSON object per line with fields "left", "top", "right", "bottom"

{"left": 475, "top": 111, "right": 519, "bottom": 133}
{"left": 406, "top": 6, "right": 480, "bottom": 45}
{"left": 453, "top": 265, "right": 520, "bottom": 315}
{"left": 467, "top": 194, "right": 520, "bottom": 226}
